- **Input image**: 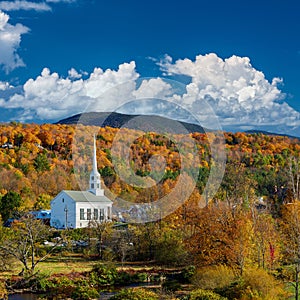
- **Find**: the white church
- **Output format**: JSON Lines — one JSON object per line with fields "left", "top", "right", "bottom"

{"left": 50, "top": 136, "right": 113, "bottom": 229}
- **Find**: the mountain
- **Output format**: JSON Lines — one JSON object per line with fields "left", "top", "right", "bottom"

{"left": 56, "top": 112, "right": 299, "bottom": 139}
{"left": 244, "top": 129, "right": 299, "bottom": 140}
{"left": 56, "top": 112, "right": 206, "bottom": 134}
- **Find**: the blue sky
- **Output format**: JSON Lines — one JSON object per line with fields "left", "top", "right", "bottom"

{"left": 0, "top": 0, "right": 300, "bottom": 136}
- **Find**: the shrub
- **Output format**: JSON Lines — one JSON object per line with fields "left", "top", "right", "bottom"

{"left": 110, "top": 287, "right": 159, "bottom": 300}
{"left": 215, "top": 280, "right": 245, "bottom": 300}
{"left": 240, "top": 268, "right": 290, "bottom": 299}
{"left": 28, "top": 273, "right": 51, "bottom": 291}
{"left": 162, "top": 279, "right": 181, "bottom": 292}
{"left": 34, "top": 275, "right": 77, "bottom": 299}
{"left": 189, "top": 289, "right": 227, "bottom": 300}
{"left": 182, "top": 265, "right": 196, "bottom": 283}
{"left": 89, "top": 263, "right": 117, "bottom": 286}
{"left": 71, "top": 285, "right": 99, "bottom": 300}
{"left": 134, "top": 272, "right": 148, "bottom": 282}
{"left": 216, "top": 268, "right": 290, "bottom": 300}
{"left": 192, "top": 265, "right": 235, "bottom": 290}
{"left": 34, "top": 274, "right": 100, "bottom": 299}
{"left": 115, "top": 270, "right": 147, "bottom": 285}
{"left": 167, "top": 265, "right": 196, "bottom": 284}
{"left": 115, "top": 270, "right": 131, "bottom": 285}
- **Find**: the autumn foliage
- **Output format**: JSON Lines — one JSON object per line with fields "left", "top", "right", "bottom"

{"left": 0, "top": 122, "right": 298, "bottom": 210}
{"left": 1, "top": 122, "right": 300, "bottom": 298}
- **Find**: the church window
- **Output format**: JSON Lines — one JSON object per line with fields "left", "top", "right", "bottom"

{"left": 80, "top": 209, "right": 85, "bottom": 220}
{"left": 99, "top": 208, "right": 104, "bottom": 221}
{"left": 91, "top": 183, "right": 94, "bottom": 189}
{"left": 87, "top": 208, "right": 92, "bottom": 220}
{"left": 94, "top": 209, "right": 98, "bottom": 220}
{"left": 97, "top": 184, "right": 100, "bottom": 188}
{"left": 91, "top": 176, "right": 94, "bottom": 180}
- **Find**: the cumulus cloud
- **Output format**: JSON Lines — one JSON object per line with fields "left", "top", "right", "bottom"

{"left": 0, "top": 62, "right": 140, "bottom": 120}
{"left": 133, "top": 78, "right": 172, "bottom": 99}
{"left": 159, "top": 53, "right": 300, "bottom": 130}
{"left": 0, "top": 10, "right": 29, "bottom": 72}
{"left": 0, "top": 11, "right": 9, "bottom": 30}
{"left": 1, "top": 53, "right": 300, "bottom": 135}
{"left": 0, "top": 1, "right": 51, "bottom": 12}
{"left": 0, "top": 81, "right": 11, "bottom": 90}
{"left": 68, "top": 68, "right": 82, "bottom": 79}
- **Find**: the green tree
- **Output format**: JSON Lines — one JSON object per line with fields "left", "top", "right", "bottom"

{"left": 34, "top": 153, "right": 50, "bottom": 173}
{"left": 0, "top": 191, "right": 21, "bottom": 222}
{"left": 33, "top": 194, "right": 51, "bottom": 210}
{"left": 154, "top": 228, "right": 189, "bottom": 266}
{"left": 218, "top": 162, "right": 256, "bottom": 213}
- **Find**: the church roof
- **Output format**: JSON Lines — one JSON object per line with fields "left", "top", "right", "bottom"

{"left": 61, "top": 190, "right": 112, "bottom": 204}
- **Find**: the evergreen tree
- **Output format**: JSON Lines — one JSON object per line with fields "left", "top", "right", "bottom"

{"left": 0, "top": 191, "right": 21, "bottom": 222}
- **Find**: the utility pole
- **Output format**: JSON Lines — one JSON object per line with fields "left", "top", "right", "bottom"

{"left": 64, "top": 205, "right": 68, "bottom": 229}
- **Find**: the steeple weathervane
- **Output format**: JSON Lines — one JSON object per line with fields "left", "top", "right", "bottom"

{"left": 89, "top": 135, "right": 104, "bottom": 196}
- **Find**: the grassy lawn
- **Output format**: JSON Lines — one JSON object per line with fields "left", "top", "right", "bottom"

{"left": 0, "top": 253, "right": 99, "bottom": 278}
{"left": 35, "top": 254, "right": 98, "bottom": 276}
{"left": 0, "top": 250, "right": 192, "bottom": 299}
{"left": 0, "top": 253, "right": 174, "bottom": 278}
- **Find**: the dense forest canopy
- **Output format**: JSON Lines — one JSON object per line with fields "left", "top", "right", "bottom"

{"left": 0, "top": 122, "right": 298, "bottom": 213}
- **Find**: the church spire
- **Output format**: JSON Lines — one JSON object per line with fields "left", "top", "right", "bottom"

{"left": 89, "top": 135, "right": 104, "bottom": 196}
{"left": 92, "top": 134, "right": 98, "bottom": 173}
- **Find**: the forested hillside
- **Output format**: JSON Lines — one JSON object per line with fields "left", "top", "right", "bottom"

{"left": 0, "top": 122, "right": 299, "bottom": 212}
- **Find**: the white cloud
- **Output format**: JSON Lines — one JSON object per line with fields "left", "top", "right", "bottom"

{"left": 68, "top": 68, "right": 82, "bottom": 79}
{"left": 133, "top": 78, "right": 172, "bottom": 99}
{"left": 1, "top": 53, "right": 300, "bottom": 136}
{"left": 1, "top": 62, "right": 140, "bottom": 120}
{"left": 0, "top": 10, "right": 29, "bottom": 72}
{"left": 0, "top": 11, "right": 9, "bottom": 30}
{"left": 159, "top": 53, "right": 300, "bottom": 129}
{"left": 0, "top": 81, "right": 11, "bottom": 90}
{"left": 0, "top": 1, "right": 51, "bottom": 12}
{"left": 0, "top": 1, "right": 77, "bottom": 73}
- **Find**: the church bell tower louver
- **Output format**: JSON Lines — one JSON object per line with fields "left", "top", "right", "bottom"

{"left": 89, "top": 135, "right": 104, "bottom": 196}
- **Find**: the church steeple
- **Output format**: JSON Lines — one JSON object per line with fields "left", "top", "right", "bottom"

{"left": 89, "top": 135, "right": 104, "bottom": 196}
